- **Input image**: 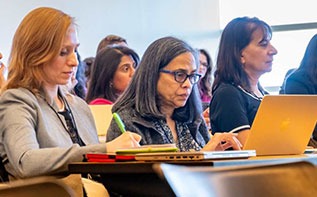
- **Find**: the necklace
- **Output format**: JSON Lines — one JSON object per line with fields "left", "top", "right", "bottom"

{"left": 237, "top": 85, "right": 264, "bottom": 101}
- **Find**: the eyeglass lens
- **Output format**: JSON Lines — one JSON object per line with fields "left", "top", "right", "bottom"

{"left": 175, "top": 72, "right": 200, "bottom": 84}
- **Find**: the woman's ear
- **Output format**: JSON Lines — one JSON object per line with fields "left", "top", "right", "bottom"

{"left": 240, "top": 54, "right": 245, "bottom": 64}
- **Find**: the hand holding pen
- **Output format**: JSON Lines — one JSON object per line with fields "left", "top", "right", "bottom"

{"left": 106, "top": 113, "right": 141, "bottom": 152}
{"left": 113, "top": 112, "right": 126, "bottom": 133}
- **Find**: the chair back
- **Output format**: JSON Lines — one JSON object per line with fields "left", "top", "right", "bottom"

{"left": 0, "top": 176, "right": 76, "bottom": 197}
{"left": 88, "top": 104, "right": 113, "bottom": 139}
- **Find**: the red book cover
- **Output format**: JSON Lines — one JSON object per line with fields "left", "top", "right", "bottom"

{"left": 85, "top": 153, "right": 135, "bottom": 162}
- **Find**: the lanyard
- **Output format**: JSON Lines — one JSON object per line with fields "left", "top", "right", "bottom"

{"left": 44, "top": 94, "right": 85, "bottom": 146}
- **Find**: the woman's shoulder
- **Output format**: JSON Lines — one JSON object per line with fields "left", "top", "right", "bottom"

{"left": 288, "top": 69, "right": 310, "bottom": 81}
{"left": 115, "top": 106, "right": 136, "bottom": 118}
{"left": 113, "top": 106, "right": 153, "bottom": 127}
{"left": 287, "top": 69, "right": 316, "bottom": 86}
{"left": 211, "top": 83, "right": 249, "bottom": 107}
{"left": 64, "top": 92, "right": 91, "bottom": 110}
{"left": 285, "top": 69, "right": 316, "bottom": 93}
{"left": 1, "top": 88, "right": 37, "bottom": 103}
{"left": 213, "top": 83, "right": 241, "bottom": 97}
{"left": 0, "top": 88, "right": 40, "bottom": 116}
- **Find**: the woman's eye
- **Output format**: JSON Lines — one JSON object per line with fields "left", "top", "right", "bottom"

{"left": 60, "top": 49, "right": 68, "bottom": 56}
{"left": 121, "top": 65, "right": 130, "bottom": 72}
{"left": 259, "top": 41, "right": 269, "bottom": 47}
{"left": 176, "top": 72, "right": 186, "bottom": 78}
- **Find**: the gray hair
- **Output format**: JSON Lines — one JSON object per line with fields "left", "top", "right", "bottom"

{"left": 113, "top": 36, "right": 202, "bottom": 122}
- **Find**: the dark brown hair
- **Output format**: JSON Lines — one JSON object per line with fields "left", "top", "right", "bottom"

{"left": 86, "top": 46, "right": 139, "bottom": 103}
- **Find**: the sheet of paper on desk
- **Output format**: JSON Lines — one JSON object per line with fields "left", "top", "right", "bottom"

{"left": 115, "top": 144, "right": 179, "bottom": 155}
{"left": 304, "top": 148, "right": 317, "bottom": 154}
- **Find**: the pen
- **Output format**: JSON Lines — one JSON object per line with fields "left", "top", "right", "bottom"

{"left": 113, "top": 112, "right": 126, "bottom": 133}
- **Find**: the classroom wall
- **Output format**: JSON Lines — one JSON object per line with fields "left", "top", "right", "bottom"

{"left": 0, "top": 0, "right": 221, "bottom": 64}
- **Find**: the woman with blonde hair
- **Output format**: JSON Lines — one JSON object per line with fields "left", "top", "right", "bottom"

{"left": 0, "top": 7, "right": 141, "bottom": 196}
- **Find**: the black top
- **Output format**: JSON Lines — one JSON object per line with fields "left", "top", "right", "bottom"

{"left": 285, "top": 69, "right": 317, "bottom": 94}
{"left": 209, "top": 83, "right": 264, "bottom": 134}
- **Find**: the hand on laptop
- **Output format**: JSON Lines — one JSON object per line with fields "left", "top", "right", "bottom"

{"left": 202, "top": 108, "right": 210, "bottom": 130}
{"left": 202, "top": 133, "right": 242, "bottom": 151}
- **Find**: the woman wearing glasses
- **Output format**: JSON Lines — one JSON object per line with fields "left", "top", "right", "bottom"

{"left": 106, "top": 36, "right": 241, "bottom": 151}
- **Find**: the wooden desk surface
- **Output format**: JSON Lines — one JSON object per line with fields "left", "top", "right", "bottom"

{"left": 68, "top": 154, "right": 317, "bottom": 196}
{"left": 69, "top": 154, "right": 317, "bottom": 174}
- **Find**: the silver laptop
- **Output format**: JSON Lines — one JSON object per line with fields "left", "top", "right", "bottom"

{"left": 243, "top": 95, "right": 317, "bottom": 156}
{"left": 135, "top": 150, "right": 256, "bottom": 161}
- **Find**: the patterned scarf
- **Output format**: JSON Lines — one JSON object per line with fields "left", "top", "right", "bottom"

{"left": 153, "top": 119, "right": 201, "bottom": 152}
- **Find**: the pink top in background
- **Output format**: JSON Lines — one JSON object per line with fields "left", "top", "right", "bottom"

{"left": 200, "top": 91, "right": 212, "bottom": 103}
{"left": 89, "top": 98, "right": 113, "bottom": 105}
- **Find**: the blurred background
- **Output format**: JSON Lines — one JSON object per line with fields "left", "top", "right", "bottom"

{"left": 1, "top": 0, "right": 316, "bottom": 93}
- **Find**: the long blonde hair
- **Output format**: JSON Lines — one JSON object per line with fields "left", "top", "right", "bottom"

{"left": 3, "top": 7, "right": 74, "bottom": 95}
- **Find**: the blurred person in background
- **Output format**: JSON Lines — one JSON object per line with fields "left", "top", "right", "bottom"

{"left": 86, "top": 45, "right": 139, "bottom": 104}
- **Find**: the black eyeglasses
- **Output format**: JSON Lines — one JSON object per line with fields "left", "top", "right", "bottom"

{"left": 160, "top": 69, "right": 201, "bottom": 84}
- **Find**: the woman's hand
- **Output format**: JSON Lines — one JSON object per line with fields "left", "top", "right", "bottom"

{"left": 106, "top": 131, "right": 141, "bottom": 153}
{"left": 202, "top": 133, "right": 242, "bottom": 151}
{"left": 202, "top": 108, "right": 210, "bottom": 129}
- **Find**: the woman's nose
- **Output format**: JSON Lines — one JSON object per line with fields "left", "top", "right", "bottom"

{"left": 270, "top": 44, "right": 278, "bottom": 55}
{"left": 68, "top": 52, "right": 79, "bottom": 67}
{"left": 130, "top": 67, "right": 135, "bottom": 76}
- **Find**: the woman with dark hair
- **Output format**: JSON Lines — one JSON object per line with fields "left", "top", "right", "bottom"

{"left": 285, "top": 34, "right": 317, "bottom": 147}
{"left": 86, "top": 45, "right": 139, "bottom": 104}
{"left": 198, "top": 49, "right": 213, "bottom": 103}
{"left": 285, "top": 34, "right": 317, "bottom": 94}
{"left": 106, "top": 36, "right": 241, "bottom": 152}
{"left": 209, "top": 17, "right": 278, "bottom": 145}
{"left": 96, "top": 34, "right": 128, "bottom": 54}
{"left": 82, "top": 56, "right": 95, "bottom": 86}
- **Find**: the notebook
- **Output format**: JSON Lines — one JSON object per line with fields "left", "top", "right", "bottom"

{"left": 85, "top": 144, "right": 179, "bottom": 162}
{"left": 115, "top": 144, "right": 179, "bottom": 155}
{"left": 135, "top": 150, "right": 256, "bottom": 161}
{"left": 243, "top": 95, "right": 317, "bottom": 156}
